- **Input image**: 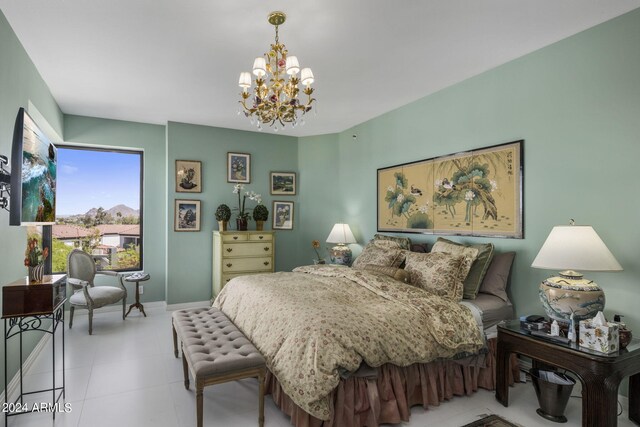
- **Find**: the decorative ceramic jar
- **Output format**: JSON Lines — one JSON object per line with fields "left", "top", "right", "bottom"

{"left": 539, "top": 271, "right": 604, "bottom": 322}
{"left": 28, "top": 264, "right": 44, "bottom": 283}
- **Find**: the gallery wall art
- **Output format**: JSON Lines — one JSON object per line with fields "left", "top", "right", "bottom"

{"left": 377, "top": 140, "right": 523, "bottom": 238}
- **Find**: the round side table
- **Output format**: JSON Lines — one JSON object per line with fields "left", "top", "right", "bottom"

{"left": 124, "top": 273, "right": 150, "bottom": 317}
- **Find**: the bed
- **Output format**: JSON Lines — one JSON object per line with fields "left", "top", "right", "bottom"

{"left": 213, "top": 239, "right": 518, "bottom": 426}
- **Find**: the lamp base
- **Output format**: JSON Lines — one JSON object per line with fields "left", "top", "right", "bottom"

{"left": 539, "top": 271, "right": 604, "bottom": 322}
{"left": 329, "top": 244, "right": 352, "bottom": 266}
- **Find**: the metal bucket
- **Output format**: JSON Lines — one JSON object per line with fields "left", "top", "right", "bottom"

{"left": 529, "top": 368, "right": 576, "bottom": 423}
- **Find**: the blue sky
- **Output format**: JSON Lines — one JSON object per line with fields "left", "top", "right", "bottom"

{"left": 57, "top": 148, "right": 141, "bottom": 216}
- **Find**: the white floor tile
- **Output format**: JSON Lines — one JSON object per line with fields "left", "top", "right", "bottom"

{"left": 5, "top": 305, "right": 638, "bottom": 427}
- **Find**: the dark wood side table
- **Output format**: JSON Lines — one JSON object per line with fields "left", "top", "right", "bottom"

{"left": 2, "top": 274, "right": 67, "bottom": 424}
{"left": 124, "top": 273, "right": 150, "bottom": 317}
{"left": 496, "top": 319, "right": 640, "bottom": 427}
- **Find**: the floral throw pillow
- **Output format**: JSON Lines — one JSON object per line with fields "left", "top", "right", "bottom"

{"left": 404, "top": 252, "right": 466, "bottom": 301}
{"left": 352, "top": 240, "right": 405, "bottom": 269}
{"left": 430, "top": 239, "right": 480, "bottom": 291}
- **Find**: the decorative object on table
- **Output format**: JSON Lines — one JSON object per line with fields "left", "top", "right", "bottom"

{"left": 531, "top": 220, "right": 622, "bottom": 322}
{"left": 311, "top": 240, "right": 326, "bottom": 265}
{"left": 270, "top": 172, "right": 296, "bottom": 195}
{"left": 272, "top": 201, "right": 294, "bottom": 230}
{"left": 174, "top": 199, "right": 201, "bottom": 232}
{"left": 614, "top": 314, "right": 633, "bottom": 349}
{"left": 529, "top": 368, "right": 576, "bottom": 423}
{"left": 326, "top": 223, "right": 357, "bottom": 265}
{"left": 67, "top": 249, "right": 127, "bottom": 335}
{"left": 175, "top": 160, "right": 202, "bottom": 193}
{"left": 215, "top": 204, "right": 231, "bottom": 231}
{"left": 237, "top": 11, "right": 315, "bottom": 131}
{"left": 252, "top": 204, "right": 269, "bottom": 231}
{"left": 232, "top": 184, "right": 262, "bottom": 231}
{"left": 24, "top": 237, "right": 48, "bottom": 283}
{"left": 227, "top": 152, "right": 251, "bottom": 183}
{"left": 377, "top": 140, "right": 523, "bottom": 238}
{"left": 579, "top": 311, "right": 620, "bottom": 354}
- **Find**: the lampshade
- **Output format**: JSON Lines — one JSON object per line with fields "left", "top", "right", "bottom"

{"left": 285, "top": 56, "right": 300, "bottom": 75}
{"left": 238, "top": 72, "right": 252, "bottom": 89}
{"left": 326, "top": 223, "right": 356, "bottom": 244}
{"left": 300, "top": 68, "right": 314, "bottom": 86}
{"left": 252, "top": 57, "right": 266, "bottom": 77}
{"left": 531, "top": 225, "right": 622, "bottom": 272}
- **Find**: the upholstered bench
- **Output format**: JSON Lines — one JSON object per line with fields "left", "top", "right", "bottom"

{"left": 172, "top": 307, "right": 265, "bottom": 427}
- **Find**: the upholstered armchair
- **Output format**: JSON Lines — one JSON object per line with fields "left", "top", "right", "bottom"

{"left": 66, "top": 249, "right": 127, "bottom": 335}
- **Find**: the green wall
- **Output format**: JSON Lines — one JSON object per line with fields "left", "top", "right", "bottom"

{"left": 166, "top": 122, "right": 299, "bottom": 304}
{"left": 299, "top": 9, "right": 640, "bottom": 333}
{"left": 0, "top": 10, "right": 64, "bottom": 391}
{"left": 63, "top": 115, "right": 167, "bottom": 303}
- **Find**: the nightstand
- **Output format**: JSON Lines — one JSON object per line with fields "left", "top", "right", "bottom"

{"left": 496, "top": 319, "right": 640, "bottom": 427}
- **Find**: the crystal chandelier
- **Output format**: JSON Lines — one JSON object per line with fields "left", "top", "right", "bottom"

{"left": 238, "top": 11, "right": 315, "bottom": 131}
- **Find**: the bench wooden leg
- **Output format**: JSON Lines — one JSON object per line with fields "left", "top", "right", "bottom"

{"left": 182, "top": 349, "right": 190, "bottom": 389}
{"left": 258, "top": 370, "right": 265, "bottom": 427}
{"left": 196, "top": 380, "right": 204, "bottom": 427}
{"left": 172, "top": 321, "right": 178, "bottom": 358}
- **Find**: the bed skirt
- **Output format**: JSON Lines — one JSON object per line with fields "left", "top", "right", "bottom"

{"left": 265, "top": 337, "right": 520, "bottom": 427}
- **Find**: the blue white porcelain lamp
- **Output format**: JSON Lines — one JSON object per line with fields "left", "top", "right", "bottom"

{"left": 531, "top": 221, "right": 622, "bottom": 322}
{"left": 326, "top": 223, "right": 356, "bottom": 265}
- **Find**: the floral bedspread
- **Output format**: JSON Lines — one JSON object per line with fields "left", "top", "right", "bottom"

{"left": 213, "top": 264, "right": 483, "bottom": 420}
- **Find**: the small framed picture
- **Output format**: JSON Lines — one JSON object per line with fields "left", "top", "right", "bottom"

{"left": 174, "top": 199, "right": 201, "bottom": 232}
{"left": 175, "top": 160, "right": 202, "bottom": 193}
{"left": 227, "top": 152, "right": 251, "bottom": 183}
{"left": 272, "top": 201, "right": 294, "bottom": 230}
{"left": 270, "top": 172, "right": 296, "bottom": 195}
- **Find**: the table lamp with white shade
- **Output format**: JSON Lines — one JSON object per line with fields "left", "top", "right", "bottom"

{"left": 531, "top": 221, "right": 622, "bottom": 322}
{"left": 326, "top": 223, "right": 357, "bottom": 265}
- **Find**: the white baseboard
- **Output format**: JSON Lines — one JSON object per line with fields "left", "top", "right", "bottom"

{"left": 0, "top": 325, "right": 53, "bottom": 404}
{"left": 165, "top": 300, "right": 211, "bottom": 311}
{"left": 66, "top": 300, "right": 166, "bottom": 317}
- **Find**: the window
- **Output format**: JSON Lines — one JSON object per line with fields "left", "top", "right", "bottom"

{"left": 49, "top": 146, "right": 143, "bottom": 273}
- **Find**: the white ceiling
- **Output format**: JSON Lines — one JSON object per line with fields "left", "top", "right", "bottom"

{"left": 1, "top": 1, "right": 639, "bottom": 137}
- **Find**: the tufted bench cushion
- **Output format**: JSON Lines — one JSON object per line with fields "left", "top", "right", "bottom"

{"left": 171, "top": 307, "right": 265, "bottom": 427}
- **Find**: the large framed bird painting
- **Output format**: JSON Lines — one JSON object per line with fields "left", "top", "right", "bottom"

{"left": 377, "top": 140, "right": 523, "bottom": 238}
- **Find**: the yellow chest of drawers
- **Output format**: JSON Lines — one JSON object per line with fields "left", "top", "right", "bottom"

{"left": 212, "top": 231, "right": 275, "bottom": 296}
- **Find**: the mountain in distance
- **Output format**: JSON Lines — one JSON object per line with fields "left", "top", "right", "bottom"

{"left": 85, "top": 204, "right": 139, "bottom": 218}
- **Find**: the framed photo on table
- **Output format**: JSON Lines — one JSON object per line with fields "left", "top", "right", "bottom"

{"left": 270, "top": 172, "right": 296, "bottom": 195}
{"left": 174, "top": 199, "right": 201, "bottom": 232}
{"left": 272, "top": 201, "right": 294, "bottom": 230}
{"left": 227, "top": 152, "right": 251, "bottom": 183}
{"left": 175, "top": 160, "right": 202, "bottom": 193}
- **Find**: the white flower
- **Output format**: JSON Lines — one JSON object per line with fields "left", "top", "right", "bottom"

{"left": 419, "top": 205, "right": 428, "bottom": 214}
{"left": 434, "top": 179, "right": 442, "bottom": 188}
{"left": 397, "top": 194, "right": 404, "bottom": 202}
{"left": 387, "top": 185, "right": 394, "bottom": 192}
{"left": 490, "top": 180, "right": 498, "bottom": 191}
{"left": 232, "top": 183, "right": 244, "bottom": 194}
{"left": 465, "top": 190, "right": 475, "bottom": 201}
{"left": 443, "top": 183, "right": 453, "bottom": 190}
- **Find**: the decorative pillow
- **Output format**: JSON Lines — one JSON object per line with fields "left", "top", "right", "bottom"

{"left": 373, "top": 234, "right": 412, "bottom": 251}
{"left": 431, "top": 237, "right": 480, "bottom": 299}
{"left": 362, "top": 264, "right": 411, "bottom": 284}
{"left": 479, "top": 252, "right": 515, "bottom": 302}
{"left": 352, "top": 240, "right": 405, "bottom": 269}
{"left": 403, "top": 252, "right": 466, "bottom": 301}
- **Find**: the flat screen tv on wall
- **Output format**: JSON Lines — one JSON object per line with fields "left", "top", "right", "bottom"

{"left": 9, "top": 108, "right": 57, "bottom": 226}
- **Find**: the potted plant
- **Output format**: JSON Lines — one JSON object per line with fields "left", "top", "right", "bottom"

{"left": 312, "top": 240, "right": 326, "bottom": 265}
{"left": 24, "top": 238, "right": 49, "bottom": 283}
{"left": 215, "top": 204, "right": 231, "bottom": 231}
{"left": 252, "top": 204, "right": 269, "bottom": 231}
{"left": 232, "top": 184, "right": 262, "bottom": 231}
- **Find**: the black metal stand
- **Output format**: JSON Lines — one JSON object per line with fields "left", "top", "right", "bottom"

{"left": 3, "top": 301, "right": 65, "bottom": 423}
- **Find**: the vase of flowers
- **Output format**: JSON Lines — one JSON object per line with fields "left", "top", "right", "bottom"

{"left": 233, "top": 184, "right": 263, "bottom": 231}
{"left": 24, "top": 238, "right": 48, "bottom": 283}
{"left": 252, "top": 205, "right": 269, "bottom": 231}
{"left": 312, "top": 240, "right": 326, "bottom": 265}
{"left": 215, "top": 204, "right": 231, "bottom": 231}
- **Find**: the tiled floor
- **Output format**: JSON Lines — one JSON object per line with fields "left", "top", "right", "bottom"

{"left": 3, "top": 305, "right": 636, "bottom": 427}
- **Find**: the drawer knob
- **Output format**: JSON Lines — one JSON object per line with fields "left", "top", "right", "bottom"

{"left": 233, "top": 236, "right": 239, "bottom": 240}
{"left": 226, "top": 263, "right": 233, "bottom": 268}
{"left": 258, "top": 236, "right": 264, "bottom": 240}
{"left": 264, "top": 247, "right": 269, "bottom": 251}
{"left": 226, "top": 248, "right": 233, "bottom": 253}
{"left": 263, "top": 261, "right": 270, "bottom": 266}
